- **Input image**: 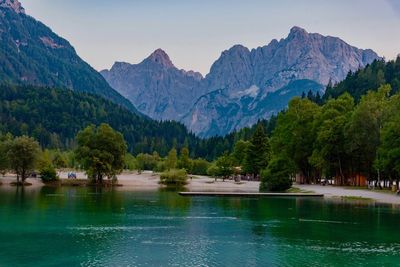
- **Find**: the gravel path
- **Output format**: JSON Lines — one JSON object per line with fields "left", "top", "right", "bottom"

{"left": 297, "top": 184, "right": 400, "bottom": 205}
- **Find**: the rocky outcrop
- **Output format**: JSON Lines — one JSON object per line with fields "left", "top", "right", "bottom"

{"left": 0, "top": 0, "right": 24, "bottom": 14}
{"left": 102, "top": 27, "right": 380, "bottom": 137}
{"left": 101, "top": 49, "right": 205, "bottom": 120}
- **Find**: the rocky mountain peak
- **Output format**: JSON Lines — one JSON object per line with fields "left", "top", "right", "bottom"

{"left": 144, "top": 48, "right": 174, "bottom": 68}
{"left": 288, "top": 26, "right": 308, "bottom": 39}
{"left": 0, "top": 0, "right": 25, "bottom": 14}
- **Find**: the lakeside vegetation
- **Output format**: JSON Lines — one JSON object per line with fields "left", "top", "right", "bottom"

{"left": 0, "top": 58, "right": 400, "bottom": 192}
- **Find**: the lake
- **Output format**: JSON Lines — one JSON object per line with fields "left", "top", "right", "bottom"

{"left": 0, "top": 186, "right": 399, "bottom": 266}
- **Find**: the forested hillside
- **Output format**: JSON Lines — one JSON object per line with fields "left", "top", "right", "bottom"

{"left": 0, "top": 85, "right": 242, "bottom": 160}
{"left": 324, "top": 57, "right": 400, "bottom": 101}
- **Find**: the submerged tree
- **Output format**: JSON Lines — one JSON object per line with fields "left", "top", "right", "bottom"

{"left": 75, "top": 124, "right": 127, "bottom": 184}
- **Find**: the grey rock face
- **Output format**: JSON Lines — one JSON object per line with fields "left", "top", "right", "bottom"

{"left": 0, "top": 0, "right": 24, "bottom": 14}
{"left": 101, "top": 49, "right": 204, "bottom": 120}
{"left": 102, "top": 27, "right": 380, "bottom": 137}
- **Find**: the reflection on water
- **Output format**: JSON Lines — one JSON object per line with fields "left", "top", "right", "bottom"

{"left": 0, "top": 186, "right": 399, "bottom": 266}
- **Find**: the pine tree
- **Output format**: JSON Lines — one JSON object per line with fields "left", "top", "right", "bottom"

{"left": 244, "top": 124, "right": 271, "bottom": 176}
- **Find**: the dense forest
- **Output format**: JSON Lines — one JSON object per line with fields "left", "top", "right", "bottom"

{"left": 0, "top": 84, "right": 275, "bottom": 160}
{"left": 0, "top": 7, "right": 139, "bottom": 114}
{"left": 324, "top": 57, "right": 400, "bottom": 101}
{"left": 267, "top": 84, "right": 400, "bottom": 187}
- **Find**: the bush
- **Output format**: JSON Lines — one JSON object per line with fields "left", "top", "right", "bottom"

{"left": 260, "top": 157, "right": 294, "bottom": 192}
{"left": 160, "top": 169, "right": 188, "bottom": 187}
{"left": 191, "top": 159, "right": 210, "bottom": 175}
{"left": 40, "top": 165, "right": 59, "bottom": 182}
{"left": 153, "top": 161, "right": 167, "bottom": 173}
{"left": 207, "top": 164, "right": 219, "bottom": 177}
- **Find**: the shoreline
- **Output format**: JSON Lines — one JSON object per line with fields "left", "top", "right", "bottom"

{"left": 1, "top": 171, "right": 400, "bottom": 205}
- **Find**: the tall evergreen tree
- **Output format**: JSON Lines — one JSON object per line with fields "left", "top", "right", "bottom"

{"left": 244, "top": 124, "right": 271, "bottom": 176}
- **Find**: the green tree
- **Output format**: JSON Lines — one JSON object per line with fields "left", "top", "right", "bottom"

{"left": 75, "top": 124, "right": 127, "bottom": 184}
{"left": 244, "top": 124, "right": 271, "bottom": 176}
{"left": 52, "top": 152, "right": 68, "bottom": 169}
{"left": 165, "top": 148, "right": 178, "bottom": 170}
{"left": 311, "top": 93, "right": 354, "bottom": 185}
{"left": 0, "top": 134, "right": 13, "bottom": 176}
{"left": 40, "top": 164, "right": 59, "bottom": 182}
{"left": 7, "top": 136, "right": 40, "bottom": 184}
{"left": 271, "top": 98, "right": 321, "bottom": 183}
{"left": 215, "top": 152, "right": 234, "bottom": 181}
{"left": 178, "top": 147, "right": 193, "bottom": 173}
{"left": 260, "top": 156, "right": 294, "bottom": 192}
{"left": 345, "top": 85, "right": 391, "bottom": 180}
{"left": 191, "top": 159, "right": 210, "bottom": 175}
{"left": 232, "top": 140, "right": 250, "bottom": 166}
{"left": 378, "top": 115, "right": 400, "bottom": 184}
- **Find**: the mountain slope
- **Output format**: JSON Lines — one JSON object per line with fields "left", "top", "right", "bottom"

{"left": 102, "top": 27, "right": 380, "bottom": 137}
{"left": 0, "top": 84, "right": 235, "bottom": 160}
{"left": 101, "top": 49, "right": 204, "bottom": 120}
{"left": 0, "top": 0, "right": 139, "bottom": 113}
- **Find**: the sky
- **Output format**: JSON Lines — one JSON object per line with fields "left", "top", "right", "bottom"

{"left": 21, "top": 0, "right": 400, "bottom": 75}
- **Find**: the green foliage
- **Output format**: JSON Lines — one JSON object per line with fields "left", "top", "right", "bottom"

{"left": 160, "top": 169, "right": 188, "bottom": 187}
{"left": 232, "top": 140, "right": 250, "bottom": 166}
{"left": 178, "top": 147, "right": 192, "bottom": 173}
{"left": 40, "top": 165, "right": 59, "bottom": 182}
{"left": 191, "top": 159, "right": 210, "bottom": 175}
{"left": 0, "top": 133, "right": 13, "bottom": 175}
{"left": 7, "top": 136, "right": 40, "bottom": 183}
{"left": 244, "top": 124, "right": 271, "bottom": 176}
{"left": 0, "top": 84, "right": 241, "bottom": 161}
{"left": 52, "top": 152, "right": 68, "bottom": 169}
{"left": 325, "top": 57, "right": 400, "bottom": 101}
{"left": 165, "top": 148, "right": 178, "bottom": 170}
{"left": 135, "top": 153, "right": 158, "bottom": 172}
{"left": 271, "top": 98, "right": 321, "bottom": 183}
{"left": 75, "top": 124, "right": 127, "bottom": 183}
{"left": 0, "top": 7, "right": 138, "bottom": 113}
{"left": 311, "top": 93, "right": 354, "bottom": 183}
{"left": 215, "top": 152, "right": 234, "bottom": 179}
{"left": 377, "top": 110, "right": 400, "bottom": 178}
{"left": 124, "top": 153, "right": 137, "bottom": 171}
{"left": 260, "top": 156, "right": 294, "bottom": 192}
{"left": 344, "top": 85, "right": 391, "bottom": 178}
{"left": 207, "top": 163, "right": 219, "bottom": 177}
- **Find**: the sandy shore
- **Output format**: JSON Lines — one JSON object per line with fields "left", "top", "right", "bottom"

{"left": 1, "top": 172, "right": 400, "bottom": 205}
{"left": 297, "top": 184, "right": 400, "bottom": 205}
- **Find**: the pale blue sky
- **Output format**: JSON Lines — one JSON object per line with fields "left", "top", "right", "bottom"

{"left": 22, "top": 0, "right": 400, "bottom": 75}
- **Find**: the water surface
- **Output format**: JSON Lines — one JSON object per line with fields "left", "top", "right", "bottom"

{"left": 0, "top": 186, "right": 399, "bottom": 266}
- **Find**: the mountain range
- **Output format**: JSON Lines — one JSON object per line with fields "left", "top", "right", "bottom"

{"left": 0, "top": 0, "right": 381, "bottom": 138}
{"left": 102, "top": 26, "right": 380, "bottom": 137}
{"left": 0, "top": 0, "right": 139, "bottom": 114}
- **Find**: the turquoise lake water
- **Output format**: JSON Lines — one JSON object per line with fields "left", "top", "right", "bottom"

{"left": 0, "top": 186, "right": 399, "bottom": 266}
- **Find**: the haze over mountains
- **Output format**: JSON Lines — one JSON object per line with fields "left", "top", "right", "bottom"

{"left": 102, "top": 27, "right": 380, "bottom": 137}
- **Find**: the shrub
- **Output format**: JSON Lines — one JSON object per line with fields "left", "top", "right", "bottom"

{"left": 40, "top": 165, "right": 59, "bottom": 182}
{"left": 191, "top": 159, "right": 210, "bottom": 175}
{"left": 153, "top": 161, "right": 167, "bottom": 173}
{"left": 260, "top": 157, "right": 294, "bottom": 192}
{"left": 160, "top": 169, "right": 188, "bottom": 187}
{"left": 207, "top": 164, "right": 219, "bottom": 177}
